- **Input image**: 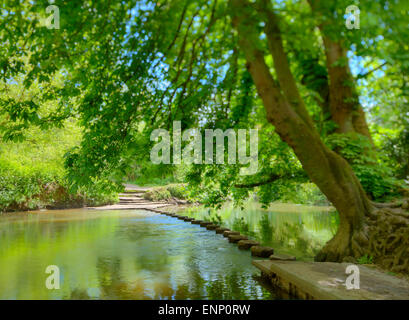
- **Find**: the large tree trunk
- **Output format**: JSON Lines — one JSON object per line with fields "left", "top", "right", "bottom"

{"left": 230, "top": 0, "right": 409, "bottom": 271}
{"left": 307, "top": 0, "right": 374, "bottom": 144}
{"left": 230, "top": 0, "right": 374, "bottom": 262}
{"left": 322, "top": 37, "right": 373, "bottom": 139}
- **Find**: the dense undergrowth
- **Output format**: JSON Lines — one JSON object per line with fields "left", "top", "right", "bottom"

{"left": 0, "top": 121, "right": 118, "bottom": 213}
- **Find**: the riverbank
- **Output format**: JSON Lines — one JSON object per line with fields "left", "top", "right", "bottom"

{"left": 0, "top": 182, "right": 189, "bottom": 214}
{"left": 0, "top": 177, "right": 119, "bottom": 213}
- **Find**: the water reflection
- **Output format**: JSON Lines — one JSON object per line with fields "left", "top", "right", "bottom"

{"left": 0, "top": 209, "right": 274, "bottom": 300}
{"left": 0, "top": 204, "right": 337, "bottom": 300}
{"left": 182, "top": 201, "right": 339, "bottom": 260}
{"left": 83, "top": 256, "right": 275, "bottom": 300}
{"left": 258, "top": 215, "right": 273, "bottom": 243}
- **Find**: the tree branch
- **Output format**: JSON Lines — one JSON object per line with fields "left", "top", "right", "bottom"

{"left": 357, "top": 62, "right": 388, "bottom": 80}
{"left": 234, "top": 172, "right": 307, "bottom": 188}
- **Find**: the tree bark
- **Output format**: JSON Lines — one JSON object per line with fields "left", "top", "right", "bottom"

{"left": 229, "top": 0, "right": 374, "bottom": 262}
{"left": 234, "top": 171, "right": 306, "bottom": 188}
{"left": 322, "top": 37, "right": 373, "bottom": 140}
{"left": 307, "top": 0, "right": 373, "bottom": 143}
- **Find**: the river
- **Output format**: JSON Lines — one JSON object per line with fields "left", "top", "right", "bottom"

{"left": 0, "top": 202, "right": 338, "bottom": 299}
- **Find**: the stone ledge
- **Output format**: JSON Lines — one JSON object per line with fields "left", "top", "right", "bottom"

{"left": 270, "top": 253, "right": 296, "bottom": 261}
{"left": 252, "top": 260, "right": 409, "bottom": 300}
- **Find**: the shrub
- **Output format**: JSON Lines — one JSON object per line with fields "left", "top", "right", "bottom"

{"left": 167, "top": 184, "right": 187, "bottom": 200}
{"left": 143, "top": 184, "right": 190, "bottom": 202}
{"left": 143, "top": 187, "right": 172, "bottom": 201}
{"left": 0, "top": 160, "right": 118, "bottom": 212}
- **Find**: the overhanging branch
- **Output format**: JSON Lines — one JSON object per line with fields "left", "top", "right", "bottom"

{"left": 234, "top": 172, "right": 307, "bottom": 188}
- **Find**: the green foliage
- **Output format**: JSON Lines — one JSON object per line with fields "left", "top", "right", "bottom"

{"left": 0, "top": 158, "right": 88, "bottom": 212}
{"left": 0, "top": 116, "right": 118, "bottom": 212}
{"left": 143, "top": 187, "right": 171, "bottom": 202}
{"left": 143, "top": 184, "right": 189, "bottom": 202}
{"left": 166, "top": 184, "right": 188, "bottom": 200}
{"left": 78, "top": 178, "right": 120, "bottom": 207}
{"left": 131, "top": 173, "right": 177, "bottom": 188}
{"left": 357, "top": 254, "right": 374, "bottom": 265}
{"left": 258, "top": 182, "right": 328, "bottom": 206}
{"left": 0, "top": 161, "right": 55, "bottom": 210}
{"left": 1, "top": 0, "right": 408, "bottom": 215}
{"left": 0, "top": 158, "right": 118, "bottom": 212}
{"left": 382, "top": 128, "right": 409, "bottom": 179}
{"left": 325, "top": 133, "right": 402, "bottom": 199}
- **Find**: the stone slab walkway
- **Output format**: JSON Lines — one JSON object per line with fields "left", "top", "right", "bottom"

{"left": 253, "top": 260, "right": 409, "bottom": 300}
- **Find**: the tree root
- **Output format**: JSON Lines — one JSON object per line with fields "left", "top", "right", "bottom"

{"left": 316, "top": 206, "right": 409, "bottom": 274}
{"left": 367, "top": 208, "right": 409, "bottom": 273}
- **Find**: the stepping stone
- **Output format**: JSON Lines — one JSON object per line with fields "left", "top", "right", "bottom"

{"left": 199, "top": 221, "right": 213, "bottom": 227}
{"left": 215, "top": 227, "right": 230, "bottom": 234}
{"left": 205, "top": 224, "right": 218, "bottom": 230}
{"left": 269, "top": 253, "right": 296, "bottom": 261}
{"left": 251, "top": 245, "right": 274, "bottom": 257}
{"left": 228, "top": 235, "right": 248, "bottom": 243}
{"left": 191, "top": 220, "right": 203, "bottom": 225}
{"left": 237, "top": 240, "right": 260, "bottom": 250}
{"left": 223, "top": 231, "right": 240, "bottom": 238}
